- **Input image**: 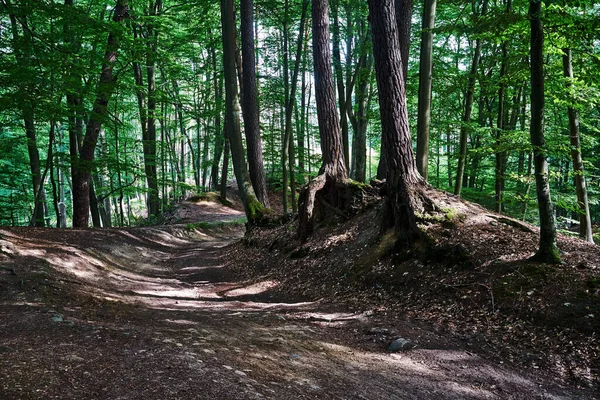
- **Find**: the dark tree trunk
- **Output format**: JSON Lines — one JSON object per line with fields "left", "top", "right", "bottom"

{"left": 377, "top": 0, "right": 414, "bottom": 180}
{"left": 211, "top": 51, "right": 224, "bottom": 191}
{"left": 221, "top": 0, "right": 265, "bottom": 223}
{"left": 297, "top": 0, "right": 348, "bottom": 240}
{"left": 240, "top": 0, "right": 270, "bottom": 208}
{"left": 4, "top": 8, "right": 45, "bottom": 227}
{"left": 332, "top": 0, "right": 350, "bottom": 171}
{"left": 145, "top": 0, "right": 161, "bottom": 216}
{"left": 72, "top": 0, "right": 129, "bottom": 227}
{"left": 455, "top": 0, "right": 487, "bottom": 196}
{"left": 528, "top": 1, "right": 560, "bottom": 263}
{"left": 415, "top": 0, "right": 436, "bottom": 181}
{"left": 395, "top": 0, "right": 413, "bottom": 83}
{"left": 369, "top": 0, "right": 423, "bottom": 241}
{"left": 562, "top": 48, "right": 593, "bottom": 243}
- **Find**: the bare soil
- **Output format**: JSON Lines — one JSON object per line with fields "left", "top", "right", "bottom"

{"left": 0, "top": 192, "right": 598, "bottom": 399}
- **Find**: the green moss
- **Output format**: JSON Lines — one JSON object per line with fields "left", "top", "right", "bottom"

{"left": 345, "top": 179, "right": 371, "bottom": 191}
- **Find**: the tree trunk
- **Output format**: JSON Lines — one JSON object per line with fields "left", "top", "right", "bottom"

{"left": 221, "top": 0, "right": 265, "bottom": 223}
{"left": 72, "top": 0, "right": 129, "bottom": 227}
{"left": 455, "top": 0, "right": 487, "bottom": 196}
{"left": 369, "top": 0, "right": 423, "bottom": 242}
{"left": 528, "top": 0, "right": 560, "bottom": 263}
{"left": 415, "top": 0, "right": 436, "bottom": 181}
{"left": 562, "top": 48, "right": 593, "bottom": 243}
{"left": 297, "top": 0, "right": 348, "bottom": 240}
{"left": 240, "top": 0, "right": 270, "bottom": 207}
{"left": 332, "top": 0, "right": 350, "bottom": 171}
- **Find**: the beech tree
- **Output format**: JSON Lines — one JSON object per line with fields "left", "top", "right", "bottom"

{"left": 528, "top": 0, "right": 560, "bottom": 263}
{"left": 221, "top": 0, "right": 266, "bottom": 224}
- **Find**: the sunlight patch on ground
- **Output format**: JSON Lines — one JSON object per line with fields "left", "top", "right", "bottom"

{"left": 221, "top": 281, "right": 279, "bottom": 297}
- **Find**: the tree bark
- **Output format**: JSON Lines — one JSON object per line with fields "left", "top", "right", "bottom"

{"left": 415, "top": 0, "right": 436, "bottom": 181}
{"left": 528, "top": 0, "right": 560, "bottom": 263}
{"left": 562, "top": 48, "right": 593, "bottom": 243}
{"left": 331, "top": 0, "right": 350, "bottom": 171}
{"left": 240, "top": 0, "right": 270, "bottom": 208}
{"left": 369, "top": 0, "right": 423, "bottom": 241}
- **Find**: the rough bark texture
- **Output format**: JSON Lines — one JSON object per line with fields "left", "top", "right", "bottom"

{"left": 528, "top": 1, "right": 560, "bottom": 263}
{"left": 240, "top": 0, "right": 270, "bottom": 208}
{"left": 72, "top": 0, "right": 129, "bottom": 227}
{"left": 297, "top": 0, "right": 348, "bottom": 241}
{"left": 415, "top": 0, "right": 436, "bottom": 181}
{"left": 562, "top": 48, "right": 593, "bottom": 243}
{"left": 310, "top": 0, "right": 347, "bottom": 180}
{"left": 221, "top": 0, "right": 265, "bottom": 224}
{"left": 395, "top": 0, "right": 413, "bottom": 84}
{"left": 369, "top": 0, "right": 424, "bottom": 241}
{"left": 377, "top": 0, "right": 413, "bottom": 180}
{"left": 331, "top": 0, "right": 350, "bottom": 170}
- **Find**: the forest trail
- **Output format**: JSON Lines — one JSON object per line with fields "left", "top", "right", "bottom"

{"left": 0, "top": 204, "right": 594, "bottom": 399}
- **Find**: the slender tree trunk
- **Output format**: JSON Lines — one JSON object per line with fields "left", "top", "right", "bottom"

{"left": 455, "top": 1, "right": 487, "bottom": 195}
{"left": 240, "top": 0, "right": 270, "bottom": 207}
{"left": 415, "top": 0, "right": 437, "bottom": 181}
{"left": 332, "top": 0, "right": 350, "bottom": 171}
{"left": 221, "top": 0, "right": 265, "bottom": 223}
{"left": 395, "top": 0, "right": 413, "bottom": 83}
{"left": 72, "top": 0, "right": 129, "bottom": 227}
{"left": 562, "top": 48, "right": 593, "bottom": 243}
{"left": 529, "top": 0, "right": 560, "bottom": 263}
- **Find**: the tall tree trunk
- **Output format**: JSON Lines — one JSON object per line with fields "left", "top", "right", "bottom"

{"left": 415, "top": 0, "right": 437, "bottom": 181}
{"left": 369, "top": 0, "right": 423, "bottom": 242}
{"left": 395, "top": 0, "right": 413, "bottom": 83}
{"left": 331, "top": 0, "right": 350, "bottom": 171}
{"left": 145, "top": 0, "right": 161, "bottom": 216}
{"left": 298, "top": 0, "right": 348, "bottom": 240}
{"left": 211, "top": 52, "right": 224, "bottom": 191}
{"left": 221, "top": 0, "right": 265, "bottom": 223}
{"left": 72, "top": 0, "right": 129, "bottom": 227}
{"left": 240, "top": 0, "right": 270, "bottom": 207}
{"left": 562, "top": 48, "right": 593, "bottom": 243}
{"left": 529, "top": 0, "right": 560, "bottom": 263}
{"left": 455, "top": 0, "right": 487, "bottom": 196}
{"left": 4, "top": 7, "right": 45, "bottom": 227}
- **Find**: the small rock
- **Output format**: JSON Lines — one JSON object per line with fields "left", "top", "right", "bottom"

{"left": 388, "top": 337, "right": 416, "bottom": 353}
{"left": 234, "top": 370, "right": 247, "bottom": 376}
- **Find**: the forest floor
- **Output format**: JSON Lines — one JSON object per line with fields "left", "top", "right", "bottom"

{"left": 0, "top": 190, "right": 598, "bottom": 399}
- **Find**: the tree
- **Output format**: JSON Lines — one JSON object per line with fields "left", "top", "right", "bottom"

{"left": 415, "top": 0, "right": 436, "bottom": 181}
{"left": 297, "top": 0, "right": 348, "bottom": 240}
{"left": 240, "top": 0, "right": 270, "bottom": 208}
{"left": 71, "top": 0, "right": 129, "bottom": 227}
{"left": 221, "top": 0, "right": 266, "bottom": 224}
{"left": 528, "top": 0, "right": 560, "bottom": 263}
{"left": 562, "top": 47, "right": 593, "bottom": 243}
{"left": 369, "top": 0, "right": 424, "bottom": 241}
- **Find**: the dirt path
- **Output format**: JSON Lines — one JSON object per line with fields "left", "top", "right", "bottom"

{"left": 0, "top": 222, "right": 594, "bottom": 399}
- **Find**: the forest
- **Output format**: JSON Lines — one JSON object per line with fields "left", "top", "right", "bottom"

{"left": 1, "top": 0, "right": 600, "bottom": 397}
{"left": 1, "top": 0, "right": 598, "bottom": 247}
